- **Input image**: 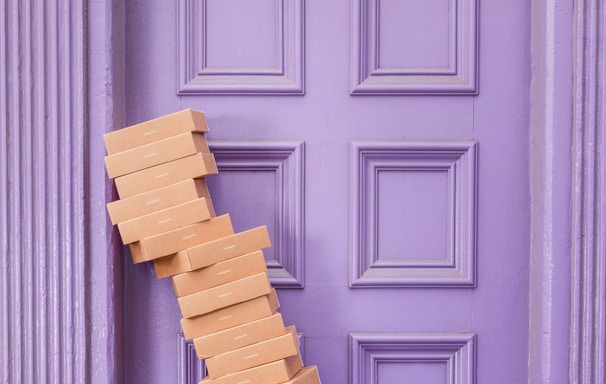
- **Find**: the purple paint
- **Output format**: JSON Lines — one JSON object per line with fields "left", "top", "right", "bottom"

{"left": 1, "top": 0, "right": 601, "bottom": 382}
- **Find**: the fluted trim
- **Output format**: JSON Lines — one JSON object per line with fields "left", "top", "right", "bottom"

{"left": 0, "top": 1, "right": 87, "bottom": 383}
{"left": 570, "top": 0, "right": 606, "bottom": 382}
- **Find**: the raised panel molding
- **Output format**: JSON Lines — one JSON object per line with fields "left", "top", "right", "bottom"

{"left": 350, "top": 333, "right": 477, "bottom": 384}
{"left": 178, "top": 332, "right": 305, "bottom": 384}
{"left": 209, "top": 141, "right": 305, "bottom": 288}
{"left": 350, "top": 141, "right": 477, "bottom": 287}
{"left": 350, "top": 0, "right": 478, "bottom": 95}
{"left": 0, "top": 1, "right": 87, "bottom": 383}
{"left": 178, "top": 0, "right": 305, "bottom": 95}
{"left": 178, "top": 334, "right": 207, "bottom": 384}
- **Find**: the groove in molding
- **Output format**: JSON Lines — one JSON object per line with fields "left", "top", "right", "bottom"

{"left": 570, "top": 0, "right": 606, "bottom": 381}
{"left": 350, "top": 0, "right": 478, "bottom": 95}
{"left": 178, "top": 0, "right": 304, "bottom": 95}
{"left": 350, "top": 333, "right": 477, "bottom": 384}
{"left": 209, "top": 141, "right": 305, "bottom": 288}
{"left": 178, "top": 334, "right": 207, "bottom": 384}
{"left": 350, "top": 141, "right": 478, "bottom": 287}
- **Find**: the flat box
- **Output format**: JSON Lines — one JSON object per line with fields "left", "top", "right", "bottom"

{"left": 205, "top": 326, "right": 300, "bottom": 379}
{"left": 152, "top": 251, "right": 192, "bottom": 278}
{"left": 103, "top": 109, "right": 208, "bottom": 155}
{"left": 284, "top": 366, "right": 321, "bottom": 384}
{"left": 187, "top": 226, "right": 271, "bottom": 271}
{"left": 130, "top": 214, "right": 233, "bottom": 265}
{"left": 200, "top": 354, "right": 303, "bottom": 384}
{"left": 115, "top": 152, "right": 217, "bottom": 199}
{"left": 105, "top": 132, "right": 210, "bottom": 178}
{"left": 178, "top": 272, "right": 272, "bottom": 319}
{"left": 142, "top": 214, "right": 233, "bottom": 265}
{"left": 106, "top": 179, "right": 211, "bottom": 225}
{"left": 194, "top": 313, "right": 286, "bottom": 359}
{"left": 152, "top": 224, "right": 268, "bottom": 278}
{"left": 181, "top": 289, "right": 279, "bottom": 340}
{"left": 171, "top": 250, "right": 267, "bottom": 297}
{"left": 117, "top": 198, "right": 213, "bottom": 244}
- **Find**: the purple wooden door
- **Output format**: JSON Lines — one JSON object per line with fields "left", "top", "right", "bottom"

{"left": 121, "top": 0, "right": 530, "bottom": 383}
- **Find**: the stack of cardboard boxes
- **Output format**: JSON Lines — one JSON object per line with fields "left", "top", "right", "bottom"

{"left": 103, "top": 109, "right": 321, "bottom": 384}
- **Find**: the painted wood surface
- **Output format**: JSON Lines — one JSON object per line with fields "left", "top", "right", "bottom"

{"left": 1, "top": 0, "right": 603, "bottom": 383}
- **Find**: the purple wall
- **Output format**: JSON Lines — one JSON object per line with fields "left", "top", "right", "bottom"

{"left": 0, "top": 0, "right": 603, "bottom": 383}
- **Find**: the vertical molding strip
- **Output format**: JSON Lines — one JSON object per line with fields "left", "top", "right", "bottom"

{"left": 571, "top": 0, "right": 606, "bottom": 382}
{"left": 528, "top": 0, "right": 574, "bottom": 382}
{"left": 0, "top": 1, "right": 87, "bottom": 383}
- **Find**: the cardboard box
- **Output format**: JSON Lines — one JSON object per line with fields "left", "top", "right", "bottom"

{"left": 105, "top": 132, "right": 210, "bottom": 178}
{"left": 284, "top": 366, "right": 321, "bottom": 384}
{"left": 140, "top": 214, "right": 233, "bottom": 266}
{"left": 193, "top": 313, "right": 286, "bottom": 359}
{"left": 200, "top": 354, "right": 303, "bottom": 384}
{"left": 114, "top": 152, "right": 217, "bottom": 199}
{"left": 152, "top": 222, "right": 268, "bottom": 278}
{"left": 178, "top": 272, "right": 272, "bottom": 319}
{"left": 106, "top": 179, "right": 211, "bottom": 225}
{"left": 103, "top": 109, "right": 208, "bottom": 155}
{"left": 130, "top": 245, "right": 183, "bottom": 265}
{"left": 117, "top": 198, "right": 213, "bottom": 245}
{"left": 130, "top": 214, "right": 233, "bottom": 265}
{"left": 186, "top": 226, "right": 271, "bottom": 271}
{"left": 181, "top": 289, "right": 279, "bottom": 340}
{"left": 171, "top": 250, "right": 267, "bottom": 297}
{"left": 205, "top": 326, "right": 300, "bottom": 379}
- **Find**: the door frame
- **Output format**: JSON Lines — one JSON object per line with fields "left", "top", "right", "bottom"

{"left": 84, "top": 0, "right": 603, "bottom": 383}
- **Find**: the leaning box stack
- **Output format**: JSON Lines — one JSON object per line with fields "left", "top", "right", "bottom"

{"left": 103, "top": 109, "right": 321, "bottom": 384}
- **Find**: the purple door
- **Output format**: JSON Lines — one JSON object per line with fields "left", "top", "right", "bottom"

{"left": 122, "top": 0, "right": 530, "bottom": 383}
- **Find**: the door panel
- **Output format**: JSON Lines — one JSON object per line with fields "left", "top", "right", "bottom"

{"left": 123, "top": 0, "right": 530, "bottom": 383}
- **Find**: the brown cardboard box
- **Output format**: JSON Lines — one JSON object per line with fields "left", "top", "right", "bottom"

{"left": 171, "top": 250, "right": 267, "bottom": 297}
{"left": 199, "top": 353, "right": 303, "bottom": 384}
{"left": 117, "top": 198, "right": 213, "bottom": 245}
{"left": 114, "top": 152, "right": 217, "bottom": 199}
{"left": 205, "top": 326, "right": 300, "bottom": 379}
{"left": 142, "top": 214, "right": 233, "bottom": 267}
{"left": 193, "top": 313, "right": 286, "bottom": 359}
{"left": 129, "top": 245, "right": 184, "bottom": 266}
{"left": 105, "top": 132, "right": 210, "bottom": 178}
{"left": 106, "top": 179, "right": 211, "bottom": 225}
{"left": 152, "top": 223, "right": 268, "bottom": 278}
{"left": 178, "top": 272, "right": 272, "bottom": 319}
{"left": 129, "top": 214, "right": 232, "bottom": 265}
{"left": 186, "top": 226, "right": 271, "bottom": 271}
{"left": 103, "top": 109, "right": 208, "bottom": 155}
{"left": 284, "top": 366, "right": 321, "bottom": 384}
{"left": 181, "top": 289, "right": 279, "bottom": 340}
